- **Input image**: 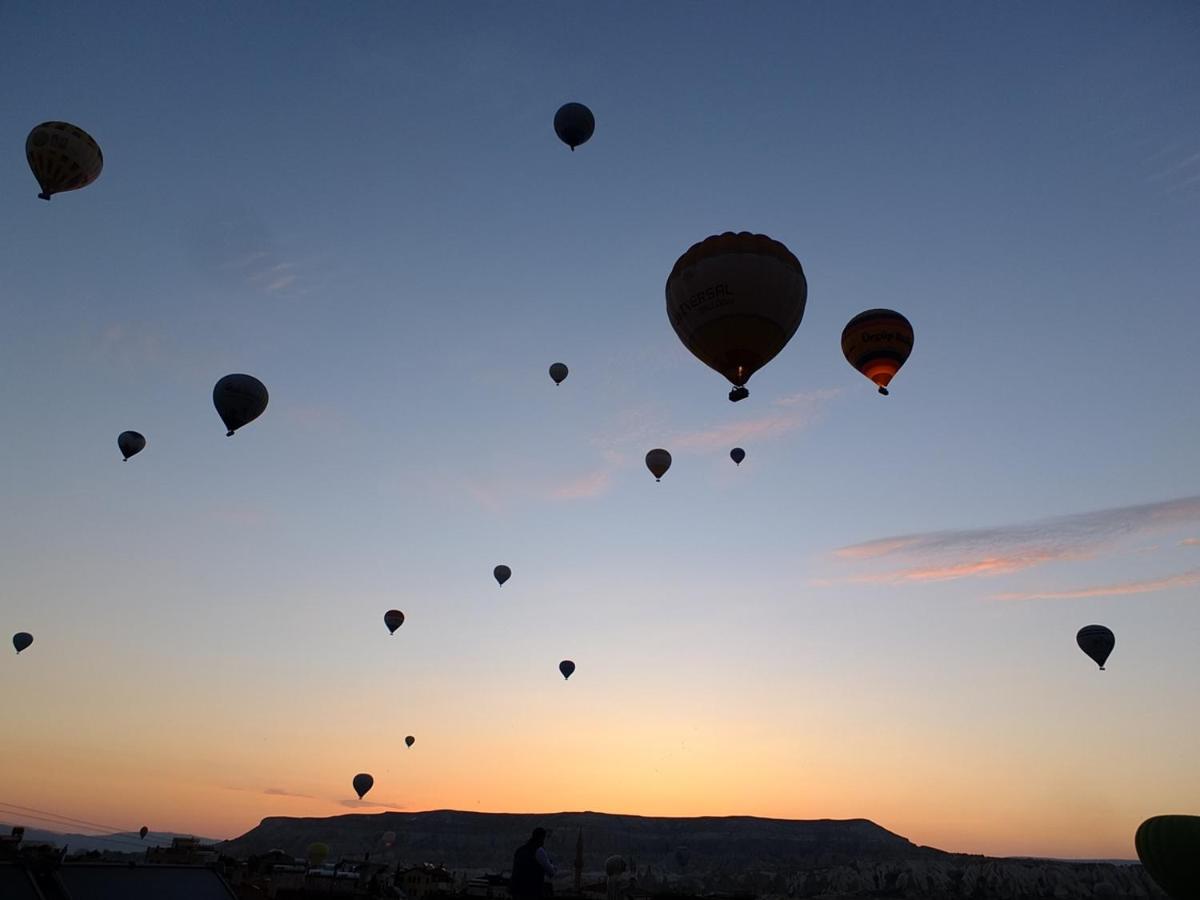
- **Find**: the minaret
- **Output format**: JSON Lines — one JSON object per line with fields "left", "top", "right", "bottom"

{"left": 574, "top": 828, "right": 583, "bottom": 893}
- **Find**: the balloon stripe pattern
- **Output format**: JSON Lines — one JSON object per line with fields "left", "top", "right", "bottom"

{"left": 26, "top": 122, "right": 103, "bottom": 200}
{"left": 841, "top": 309, "right": 914, "bottom": 395}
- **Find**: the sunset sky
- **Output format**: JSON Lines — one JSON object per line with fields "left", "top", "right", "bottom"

{"left": 1, "top": 1, "right": 1198, "bottom": 862}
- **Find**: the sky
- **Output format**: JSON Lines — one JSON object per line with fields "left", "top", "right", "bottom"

{"left": 1, "top": 0, "right": 1198, "bottom": 862}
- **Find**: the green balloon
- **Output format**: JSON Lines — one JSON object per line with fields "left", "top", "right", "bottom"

{"left": 307, "top": 842, "right": 330, "bottom": 867}
{"left": 1136, "top": 815, "right": 1200, "bottom": 900}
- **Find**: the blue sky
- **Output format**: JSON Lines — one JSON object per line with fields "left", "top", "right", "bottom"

{"left": 0, "top": 1, "right": 1198, "bottom": 858}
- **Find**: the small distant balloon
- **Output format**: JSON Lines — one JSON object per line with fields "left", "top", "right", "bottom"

{"left": 730, "top": 447, "right": 745, "bottom": 466}
{"left": 405, "top": 735, "right": 415, "bottom": 748}
{"left": 559, "top": 660, "right": 576, "bottom": 680}
{"left": 13, "top": 633, "right": 33, "bottom": 654}
{"left": 645, "top": 449, "right": 672, "bottom": 482}
{"left": 1136, "top": 815, "right": 1200, "bottom": 900}
{"left": 1076, "top": 624, "right": 1115, "bottom": 670}
{"left": 553, "top": 103, "right": 595, "bottom": 150}
{"left": 118, "top": 431, "right": 146, "bottom": 461}
{"left": 139, "top": 826, "right": 148, "bottom": 840}
{"left": 384, "top": 610, "right": 405, "bottom": 635}
{"left": 605, "top": 856, "right": 627, "bottom": 877}
{"left": 494, "top": 565, "right": 511, "bottom": 586}
{"left": 841, "top": 309, "right": 914, "bottom": 396}
{"left": 352, "top": 773, "right": 374, "bottom": 799}
{"left": 26, "top": 121, "right": 103, "bottom": 200}
{"left": 549, "top": 362, "right": 569, "bottom": 385}
{"left": 382, "top": 831, "right": 396, "bottom": 848}
{"left": 213, "top": 374, "right": 269, "bottom": 436}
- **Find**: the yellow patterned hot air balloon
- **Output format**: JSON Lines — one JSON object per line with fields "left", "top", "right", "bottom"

{"left": 26, "top": 122, "right": 103, "bottom": 200}
{"left": 841, "top": 309, "right": 914, "bottom": 395}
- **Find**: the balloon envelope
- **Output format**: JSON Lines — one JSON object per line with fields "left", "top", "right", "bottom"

{"left": 494, "top": 565, "right": 511, "bottom": 586}
{"left": 645, "top": 449, "right": 672, "bottom": 481}
{"left": 13, "top": 632, "right": 33, "bottom": 654}
{"left": 841, "top": 309, "right": 914, "bottom": 395}
{"left": 605, "top": 856, "right": 627, "bottom": 877}
{"left": 308, "top": 842, "right": 330, "bottom": 866}
{"left": 559, "top": 660, "right": 576, "bottom": 680}
{"left": 1136, "top": 815, "right": 1200, "bottom": 900}
{"left": 118, "top": 431, "right": 146, "bottom": 461}
{"left": 1076, "top": 624, "right": 1115, "bottom": 670}
{"left": 384, "top": 610, "right": 405, "bottom": 634}
{"left": 352, "top": 773, "right": 374, "bottom": 799}
{"left": 666, "top": 232, "right": 807, "bottom": 401}
{"left": 730, "top": 447, "right": 745, "bottom": 466}
{"left": 382, "top": 831, "right": 396, "bottom": 847}
{"left": 553, "top": 103, "right": 595, "bottom": 150}
{"left": 26, "top": 121, "right": 103, "bottom": 200}
{"left": 549, "top": 362, "right": 569, "bottom": 385}
{"left": 213, "top": 374, "right": 269, "bottom": 436}
{"left": 405, "top": 735, "right": 415, "bottom": 748}
{"left": 139, "top": 826, "right": 148, "bottom": 840}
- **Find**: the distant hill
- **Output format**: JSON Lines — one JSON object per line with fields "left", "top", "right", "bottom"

{"left": 2, "top": 822, "right": 217, "bottom": 855}
{"left": 221, "top": 810, "right": 1165, "bottom": 898}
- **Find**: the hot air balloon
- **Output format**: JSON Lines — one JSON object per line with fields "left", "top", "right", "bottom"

{"left": 605, "top": 856, "right": 627, "bottom": 878}
{"left": 841, "top": 309, "right": 914, "bottom": 396}
{"left": 1076, "top": 625, "right": 1115, "bottom": 670}
{"left": 549, "top": 363, "right": 569, "bottom": 385}
{"left": 494, "top": 565, "right": 511, "bottom": 586}
{"left": 405, "top": 735, "right": 415, "bottom": 748}
{"left": 139, "top": 826, "right": 148, "bottom": 840}
{"left": 559, "top": 660, "right": 575, "bottom": 680}
{"left": 554, "top": 103, "right": 595, "bottom": 150}
{"left": 645, "top": 449, "right": 672, "bottom": 481}
{"left": 26, "top": 121, "right": 103, "bottom": 201}
{"left": 384, "top": 610, "right": 405, "bottom": 635}
{"left": 308, "top": 842, "right": 330, "bottom": 866}
{"left": 352, "top": 773, "right": 374, "bottom": 799}
{"left": 730, "top": 447, "right": 745, "bottom": 466}
{"left": 666, "top": 232, "right": 807, "bottom": 402}
{"left": 675, "top": 847, "right": 690, "bottom": 869}
{"left": 1136, "top": 815, "right": 1200, "bottom": 900}
{"left": 382, "top": 831, "right": 396, "bottom": 848}
{"left": 118, "top": 431, "right": 146, "bottom": 461}
{"left": 213, "top": 374, "right": 268, "bottom": 436}
{"left": 13, "top": 633, "right": 33, "bottom": 654}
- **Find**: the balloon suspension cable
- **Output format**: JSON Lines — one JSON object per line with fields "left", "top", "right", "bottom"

{"left": 878, "top": 386, "right": 889, "bottom": 396}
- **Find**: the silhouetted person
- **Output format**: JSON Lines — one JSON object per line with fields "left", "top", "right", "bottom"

{"left": 511, "top": 828, "right": 556, "bottom": 900}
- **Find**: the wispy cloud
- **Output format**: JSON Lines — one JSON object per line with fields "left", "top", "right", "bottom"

{"left": 1182, "top": 538, "right": 1200, "bottom": 547}
{"left": 992, "top": 568, "right": 1200, "bottom": 602}
{"left": 672, "top": 388, "right": 840, "bottom": 451}
{"left": 549, "top": 468, "right": 612, "bottom": 501}
{"left": 340, "top": 799, "right": 406, "bottom": 810}
{"left": 833, "top": 495, "right": 1200, "bottom": 584}
{"left": 263, "top": 787, "right": 315, "bottom": 799}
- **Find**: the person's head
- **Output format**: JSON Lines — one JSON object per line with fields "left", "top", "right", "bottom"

{"left": 529, "top": 828, "right": 547, "bottom": 848}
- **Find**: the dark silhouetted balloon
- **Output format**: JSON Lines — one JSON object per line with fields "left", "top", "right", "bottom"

{"left": 841, "top": 309, "right": 914, "bottom": 396}
{"left": 405, "top": 735, "right": 415, "bottom": 748}
{"left": 559, "top": 660, "right": 575, "bottom": 680}
{"left": 13, "top": 633, "right": 33, "bottom": 654}
{"left": 554, "top": 103, "right": 595, "bottom": 150}
{"left": 666, "top": 232, "right": 807, "bottom": 402}
{"left": 213, "top": 374, "right": 269, "bottom": 436}
{"left": 494, "top": 565, "right": 511, "bottom": 586}
{"left": 730, "top": 447, "right": 745, "bottom": 466}
{"left": 1076, "top": 625, "right": 1115, "bottom": 670}
{"left": 549, "top": 363, "right": 569, "bottom": 385}
{"left": 353, "top": 773, "right": 374, "bottom": 799}
{"left": 382, "top": 831, "right": 396, "bottom": 847}
{"left": 1136, "top": 815, "right": 1200, "bottom": 900}
{"left": 675, "top": 847, "right": 690, "bottom": 869}
{"left": 139, "top": 826, "right": 148, "bottom": 840}
{"left": 26, "top": 121, "right": 103, "bottom": 200}
{"left": 645, "top": 449, "right": 672, "bottom": 482}
{"left": 605, "top": 856, "right": 627, "bottom": 877}
{"left": 308, "top": 842, "right": 330, "bottom": 866}
{"left": 118, "top": 431, "right": 146, "bottom": 461}
{"left": 384, "top": 610, "right": 405, "bottom": 635}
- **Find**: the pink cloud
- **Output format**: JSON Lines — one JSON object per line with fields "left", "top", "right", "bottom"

{"left": 1181, "top": 538, "right": 1200, "bottom": 547}
{"left": 339, "top": 799, "right": 406, "bottom": 810}
{"left": 672, "top": 389, "right": 838, "bottom": 452}
{"left": 992, "top": 568, "right": 1200, "bottom": 602}
{"left": 549, "top": 468, "right": 612, "bottom": 501}
{"left": 851, "top": 550, "right": 1071, "bottom": 584}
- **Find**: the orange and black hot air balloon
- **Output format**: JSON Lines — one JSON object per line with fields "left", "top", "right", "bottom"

{"left": 26, "top": 122, "right": 103, "bottom": 200}
{"left": 841, "top": 309, "right": 914, "bottom": 396}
